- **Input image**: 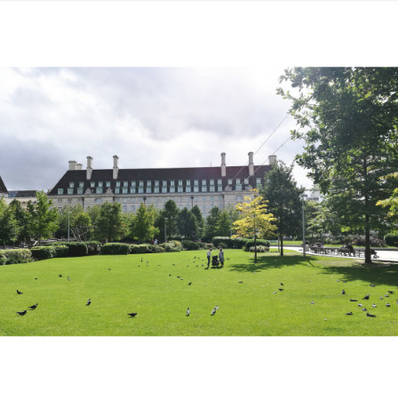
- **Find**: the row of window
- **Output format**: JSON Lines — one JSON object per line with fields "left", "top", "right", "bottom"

{"left": 68, "top": 177, "right": 261, "bottom": 189}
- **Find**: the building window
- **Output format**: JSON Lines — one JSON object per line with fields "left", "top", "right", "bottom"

{"left": 90, "top": 181, "right": 95, "bottom": 188}
{"left": 138, "top": 181, "right": 144, "bottom": 187}
{"left": 96, "top": 187, "right": 103, "bottom": 194}
{"left": 178, "top": 180, "right": 183, "bottom": 186}
{"left": 58, "top": 188, "right": 64, "bottom": 195}
{"left": 67, "top": 188, "right": 73, "bottom": 195}
{"left": 147, "top": 180, "right": 152, "bottom": 187}
{"left": 228, "top": 179, "right": 233, "bottom": 185}
{"left": 194, "top": 186, "right": 199, "bottom": 193}
{"left": 194, "top": 180, "right": 199, "bottom": 186}
{"left": 186, "top": 187, "right": 191, "bottom": 193}
{"left": 69, "top": 182, "right": 75, "bottom": 188}
{"left": 154, "top": 180, "right": 159, "bottom": 187}
{"left": 210, "top": 186, "right": 215, "bottom": 192}
{"left": 170, "top": 187, "right": 175, "bottom": 193}
{"left": 186, "top": 180, "right": 191, "bottom": 186}
{"left": 256, "top": 178, "right": 261, "bottom": 184}
{"left": 236, "top": 185, "right": 242, "bottom": 191}
{"left": 210, "top": 179, "right": 214, "bottom": 186}
{"left": 202, "top": 179, "right": 207, "bottom": 186}
{"left": 131, "top": 181, "right": 136, "bottom": 187}
{"left": 138, "top": 188, "right": 144, "bottom": 194}
{"left": 178, "top": 187, "right": 183, "bottom": 193}
{"left": 122, "top": 188, "right": 128, "bottom": 194}
{"left": 244, "top": 178, "right": 249, "bottom": 185}
{"left": 154, "top": 187, "right": 159, "bottom": 194}
{"left": 202, "top": 186, "right": 207, "bottom": 192}
{"left": 106, "top": 181, "right": 111, "bottom": 187}
{"left": 77, "top": 188, "right": 83, "bottom": 195}
{"left": 130, "top": 187, "right": 136, "bottom": 194}
{"left": 123, "top": 181, "right": 128, "bottom": 187}
{"left": 162, "top": 187, "right": 167, "bottom": 194}
{"left": 146, "top": 188, "right": 152, "bottom": 194}
{"left": 217, "top": 186, "right": 222, "bottom": 192}
{"left": 170, "top": 180, "right": 175, "bottom": 187}
{"left": 98, "top": 181, "right": 103, "bottom": 188}
{"left": 116, "top": 181, "right": 121, "bottom": 187}
{"left": 115, "top": 188, "right": 120, "bottom": 194}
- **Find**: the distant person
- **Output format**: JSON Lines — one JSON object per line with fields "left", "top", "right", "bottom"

{"left": 154, "top": 238, "right": 158, "bottom": 245}
{"left": 207, "top": 249, "right": 212, "bottom": 268}
{"left": 219, "top": 248, "right": 225, "bottom": 268}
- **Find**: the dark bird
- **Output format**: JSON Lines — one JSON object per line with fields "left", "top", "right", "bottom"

{"left": 35, "top": 278, "right": 38, "bottom": 280}
{"left": 211, "top": 308, "right": 216, "bottom": 316}
{"left": 372, "top": 304, "right": 377, "bottom": 308}
{"left": 385, "top": 294, "right": 389, "bottom": 297}
{"left": 177, "top": 276, "right": 180, "bottom": 279}
{"left": 108, "top": 268, "right": 111, "bottom": 271}
{"left": 169, "top": 274, "right": 171, "bottom": 276}
{"left": 127, "top": 312, "right": 137, "bottom": 318}
{"left": 345, "top": 312, "right": 353, "bottom": 315}
{"left": 370, "top": 284, "right": 375, "bottom": 287}
{"left": 362, "top": 308, "right": 367, "bottom": 312}
{"left": 238, "top": 281, "right": 243, "bottom": 283}
{"left": 342, "top": 280, "right": 347, "bottom": 283}
{"left": 188, "top": 282, "right": 192, "bottom": 286}
{"left": 363, "top": 295, "right": 370, "bottom": 300}
{"left": 280, "top": 283, "right": 284, "bottom": 286}
{"left": 350, "top": 299, "right": 358, "bottom": 302}
{"left": 59, "top": 274, "right": 62, "bottom": 277}
{"left": 358, "top": 303, "right": 363, "bottom": 307}
{"left": 380, "top": 297, "right": 384, "bottom": 300}
{"left": 29, "top": 303, "right": 38, "bottom": 310}
{"left": 366, "top": 312, "right": 377, "bottom": 318}
{"left": 386, "top": 303, "right": 391, "bottom": 307}
{"left": 186, "top": 308, "right": 190, "bottom": 316}
{"left": 342, "top": 289, "right": 346, "bottom": 295}
{"left": 86, "top": 299, "right": 91, "bottom": 306}
{"left": 16, "top": 310, "right": 27, "bottom": 316}
{"left": 16, "top": 289, "right": 23, "bottom": 295}
{"left": 388, "top": 290, "right": 394, "bottom": 294}
{"left": 278, "top": 288, "right": 284, "bottom": 291}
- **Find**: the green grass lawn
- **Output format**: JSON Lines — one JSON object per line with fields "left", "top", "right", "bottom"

{"left": 2, "top": 248, "right": 398, "bottom": 336}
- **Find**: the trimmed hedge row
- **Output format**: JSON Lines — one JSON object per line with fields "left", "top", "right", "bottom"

{"left": 385, "top": 234, "right": 398, "bottom": 247}
{"left": 211, "top": 236, "right": 270, "bottom": 251}
{"left": 0, "top": 249, "right": 33, "bottom": 265}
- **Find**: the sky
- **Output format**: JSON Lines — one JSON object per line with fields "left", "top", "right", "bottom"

{"left": 0, "top": 66, "right": 311, "bottom": 191}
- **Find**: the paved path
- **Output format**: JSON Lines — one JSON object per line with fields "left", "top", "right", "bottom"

{"left": 271, "top": 246, "right": 398, "bottom": 263}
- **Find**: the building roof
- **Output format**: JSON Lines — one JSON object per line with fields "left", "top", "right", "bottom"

{"left": 0, "top": 175, "right": 8, "bottom": 194}
{"left": 48, "top": 164, "right": 271, "bottom": 196}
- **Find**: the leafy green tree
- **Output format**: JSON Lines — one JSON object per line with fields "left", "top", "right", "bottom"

{"left": 0, "top": 198, "right": 19, "bottom": 245}
{"left": 191, "top": 205, "right": 204, "bottom": 238}
{"left": 130, "top": 203, "right": 159, "bottom": 242}
{"left": 94, "top": 202, "right": 126, "bottom": 242}
{"left": 27, "top": 191, "right": 59, "bottom": 243}
{"left": 278, "top": 67, "right": 398, "bottom": 262}
{"left": 215, "top": 210, "right": 231, "bottom": 237}
{"left": 177, "top": 207, "right": 199, "bottom": 240}
{"left": 9, "top": 199, "right": 30, "bottom": 244}
{"left": 204, "top": 206, "right": 221, "bottom": 241}
{"left": 377, "top": 172, "right": 398, "bottom": 227}
{"left": 233, "top": 190, "right": 277, "bottom": 263}
{"left": 260, "top": 161, "right": 304, "bottom": 256}
{"left": 57, "top": 205, "right": 93, "bottom": 241}
{"left": 163, "top": 200, "right": 179, "bottom": 238}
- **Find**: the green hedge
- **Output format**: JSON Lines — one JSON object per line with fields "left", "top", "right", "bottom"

{"left": 0, "top": 249, "right": 33, "bottom": 265}
{"left": 102, "top": 243, "right": 130, "bottom": 255}
{"left": 31, "top": 246, "right": 55, "bottom": 260}
{"left": 212, "top": 236, "right": 249, "bottom": 249}
{"left": 244, "top": 239, "right": 270, "bottom": 252}
{"left": 160, "top": 240, "right": 182, "bottom": 252}
{"left": 55, "top": 242, "right": 88, "bottom": 257}
{"left": 181, "top": 240, "right": 201, "bottom": 250}
{"left": 85, "top": 241, "right": 102, "bottom": 255}
{"left": 385, "top": 234, "right": 398, "bottom": 247}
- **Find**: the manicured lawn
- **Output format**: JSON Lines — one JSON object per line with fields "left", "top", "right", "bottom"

{"left": 2, "top": 249, "right": 398, "bottom": 336}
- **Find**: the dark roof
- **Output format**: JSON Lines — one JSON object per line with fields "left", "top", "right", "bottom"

{"left": 49, "top": 165, "right": 271, "bottom": 195}
{"left": 0, "top": 176, "right": 7, "bottom": 194}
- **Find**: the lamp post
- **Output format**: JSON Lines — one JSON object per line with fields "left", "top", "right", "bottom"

{"left": 164, "top": 217, "right": 168, "bottom": 243}
{"left": 301, "top": 193, "right": 307, "bottom": 256}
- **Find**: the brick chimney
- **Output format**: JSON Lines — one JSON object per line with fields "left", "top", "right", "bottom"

{"left": 248, "top": 151, "right": 254, "bottom": 176}
{"left": 113, "top": 155, "right": 119, "bottom": 180}
{"left": 68, "top": 160, "right": 77, "bottom": 171}
{"left": 86, "top": 156, "right": 93, "bottom": 180}
{"left": 221, "top": 152, "right": 226, "bottom": 177}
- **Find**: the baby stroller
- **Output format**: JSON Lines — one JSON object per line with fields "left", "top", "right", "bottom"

{"left": 212, "top": 255, "right": 219, "bottom": 267}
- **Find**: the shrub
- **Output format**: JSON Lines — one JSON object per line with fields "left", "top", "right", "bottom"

{"left": 147, "top": 245, "right": 165, "bottom": 253}
{"left": 102, "top": 243, "right": 130, "bottom": 255}
{"left": 385, "top": 233, "right": 398, "bottom": 247}
{"left": 52, "top": 245, "right": 69, "bottom": 258}
{"left": 67, "top": 242, "right": 88, "bottom": 257}
{"left": 0, "top": 249, "right": 33, "bottom": 264}
{"left": 181, "top": 240, "right": 201, "bottom": 250}
{"left": 31, "top": 246, "right": 55, "bottom": 260}
{"left": 130, "top": 244, "right": 151, "bottom": 254}
{"left": 162, "top": 240, "right": 183, "bottom": 252}
{"left": 85, "top": 241, "right": 102, "bottom": 255}
{"left": 212, "top": 236, "right": 248, "bottom": 249}
{"left": 249, "top": 245, "right": 269, "bottom": 253}
{"left": 244, "top": 239, "right": 270, "bottom": 252}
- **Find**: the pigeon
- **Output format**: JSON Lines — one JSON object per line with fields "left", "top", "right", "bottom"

{"left": 342, "top": 280, "right": 347, "bottom": 283}
{"left": 177, "top": 276, "right": 180, "bottom": 279}
{"left": 372, "top": 304, "right": 377, "bottom": 308}
{"left": 342, "top": 289, "right": 346, "bottom": 295}
{"left": 188, "top": 282, "right": 192, "bottom": 286}
{"left": 370, "top": 284, "right": 375, "bottom": 287}
{"left": 366, "top": 312, "right": 376, "bottom": 317}
{"left": 311, "top": 301, "right": 315, "bottom": 304}
{"left": 363, "top": 295, "right": 370, "bottom": 300}
{"left": 358, "top": 304, "right": 363, "bottom": 307}
{"left": 86, "top": 299, "right": 91, "bottom": 306}
{"left": 29, "top": 303, "right": 38, "bottom": 310}
{"left": 386, "top": 303, "right": 391, "bottom": 307}
{"left": 127, "top": 312, "right": 137, "bottom": 318}
{"left": 211, "top": 308, "right": 216, "bottom": 316}
{"left": 388, "top": 291, "right": 394, "bottom": 294}
{"left": 59, "top": 274, "right": 62, "bottom": 277}
{"left": 238, "top": 281, "right": 243, "bottom": 283}
{"left": 278, "top": 288, "right": 284, "bottom": 291}
{"left": 273, "top": 291, "right": 277, "bottom": 294}
{"left": 385, "top": 294, "right": 389, "bottom": 298}
{"left": 169, "top": 274, "right": 171, "bottom": 276}
{"left": 16, "top": 290, "right": 23, "bottom": 295}
{"left": 280, "top": 283, "right": 284, "bottom": 286}
{"left": 215, "top": 306, "right": 219, "bottom": 310}
{"left": 362, "top": 308, "right": 367, "bottom": 312}
{"left": 345, "top": 312, "right": 353, "bottom": 315}
{"left": 186, "top": 308, "right": 190, "bottom": 316}
{"left": 380, "top": 297, "right": 384, "bottom": 300}
{"left": 16, "top": 310, "right": 27, "bottom": 316}
{"left": 350, "top": 299, "right": 358, "bottom": 302}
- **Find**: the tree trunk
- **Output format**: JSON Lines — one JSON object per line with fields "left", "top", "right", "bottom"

{"left": 254, "top": 234, "right": 257, "bottom": 263}
{"left": 365, "top": 213, "right": 371, "bottom": 264}
{"left": 280, "top": 234, "right": 284, "bottom": 256}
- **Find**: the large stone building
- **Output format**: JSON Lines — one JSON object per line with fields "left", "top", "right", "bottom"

{"left": 48, "top": 152, "right": 277, "bottom": 216}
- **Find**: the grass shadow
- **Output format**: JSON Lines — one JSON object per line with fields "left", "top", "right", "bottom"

{"left": 228, "top": 253, "right": 317, "bottom": 273}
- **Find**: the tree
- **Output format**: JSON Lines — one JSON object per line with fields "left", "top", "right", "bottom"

{"left": 9, "top": 199, "right": 30, "bottom": 245}
{"left": 376, "top": 172, "right": 398, "bottom": 227}
{"left": 27, "top": 191, "right": 59, "bottom": 243}
{"left": 0, "top": 198, "right": 18, "bottom": 245}
{"left": 278, "top": 67, "right": 398, "bottom": 263}
{"left": 163, "top": 200, "right": 179, "bottom": 238}
{"left": 260, "top": 161, "right": 304, "bottom": 256}
{"left": 232, "top": 190, "right": 277, "bottom": 263}
{"left": 215, "top": 210, "right": 231, "bottom": 237}
{"left": 204, "top": 206, "right": 221, "bottom": 241}
{"left": 94, "top": 202, "right": 126, "bottom": 242}
{"left": 130, "top": 203, "right": 159, "bottom": 242}
{"left": 190, "top": 205, "right": 204, "bottom": 238}
{"left": 177, "top": 207, "right": 199, "bottom": 240}
{"left": 57, "top": 205, "right": 93, "bottom": 241}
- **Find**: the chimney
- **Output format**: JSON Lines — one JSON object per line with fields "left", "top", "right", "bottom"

{"left": 68, "top": 160, "right": 77, "bottom": 171}
{"left": 86, "top": 156, "right": 93, "bottom": 180}
{"left": 248, "top": 151, "right": 254, "bottom": 176}
{"left": 76, "top": 163, "right": 82, "bottom": 171}
{"left": 221, "top": 152, "right": 226, "bottom": 177}
{"left": 269, "top": 155, "right": 277, "bottom": 166}
{"left": 113, "top": 155, "right": 119, "bottom": 180}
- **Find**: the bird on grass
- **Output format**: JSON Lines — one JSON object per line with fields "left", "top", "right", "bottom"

{"left": 108, "top": 268, "right": 111, "bottom": 271}
{"left": 386, "top": 303, "right": 391, "bottom": 308}
{"left": 16, "top": 290, "right": 23, "bottom": 295}
{"left": 385, "top": 294, "right": 390, "bottom": 297}
{"left": 186, "top": 308, "right": 190, "bottom": 316}
{"left": 345, "top": 312, "right": 353, "bottom": 315}
{"left": 211, "top": 308, "right": 216, "bottom": 316}
{"left": 215, "top": 306, "right": 219, "bottom": 310}
{"left": 372, "top": 304, "right": 377, "bottom": 308}
{"left": 16, "top": 310, "right": 27, "bottom": 316}
{"left": 388, "top": 290, "right": 394, "bottom": 294}
{"left": 380, "top": 297, "right": 384, "bottom": 300}
{"left": 358, "top": 303, "right": 363, "bottom": 307}
{"left": 188, "top": 282, "right": 192, "bottom": 286}
{"left": 342, "top": 289, "right": 346, "bottom": 295}
{"left": 29, "top": 303, "right": 38, "bottom": 310}
{"left": 311, "top": 301, "right": 315, "bottom": 305}
{"left": 370, "top": 284, "right": 375, "bottom": 287}
{"left": 86, "top": 299, "right": 91, "bottom": 306}
{"left": 342, "top": 280, "right": 347, "bottom": 283}
{"left": 169, "top": 274, "right": 172, "bottom": 277}
{"left": 238, "top": 281, "right": 243, "bottom": 284}
{"left": 127, "top": 312, "right": 137, "bottom": 318}
{"left": 278, "top": 288, "right": 284, "bottom": 291}
{"left": 363, "top": 294, "right": 370, "bottom": 300}
{"left": 350, "top": 299, "right": 358, "bottom": 302}
{"left": 366, "top": 312, "right": 377, "bottom": 318}
{"left": 280, "top": 283, "right": 284, "bottom": 286}
{"left": 396, "top": 299, "right": 398, "bottom": 305}
{"left": 59, "top": 274, "right": 62, "bottom": 277}
{"left": 362, "top": 308, "right": 367, "bottom": 312}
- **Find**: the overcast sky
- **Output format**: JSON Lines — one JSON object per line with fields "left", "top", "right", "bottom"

{"left": 0, "top": 66, "right": 311, "bottom": 191}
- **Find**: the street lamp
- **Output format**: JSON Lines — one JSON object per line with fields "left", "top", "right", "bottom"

{"left": 164, "top": 217, "right": 168, "bottom": 243}
{"left": 300, "top": 193, "right": 307, "bottom": 256}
